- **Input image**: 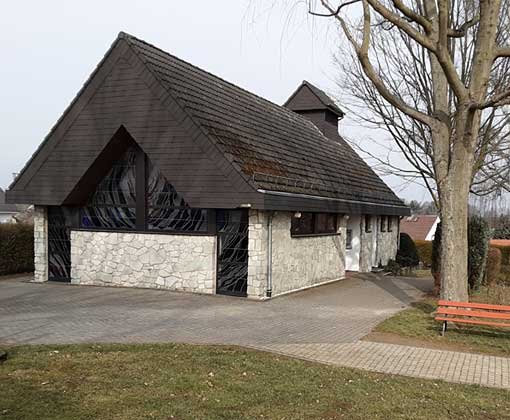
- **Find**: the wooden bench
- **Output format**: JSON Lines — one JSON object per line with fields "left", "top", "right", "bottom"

{"left": 435, "top": 300, "right": 510, "bottom": 336}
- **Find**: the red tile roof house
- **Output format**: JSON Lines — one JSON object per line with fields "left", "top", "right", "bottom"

{"left": 6, "top": 33, "right": 409, "bottom": 299}
{"left": 400, "top": 215, "right": 440, "bottom": 241}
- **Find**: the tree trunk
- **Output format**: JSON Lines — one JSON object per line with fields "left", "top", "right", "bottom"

{"left": 438, "top": 150, "right": 472, "bottom": 302}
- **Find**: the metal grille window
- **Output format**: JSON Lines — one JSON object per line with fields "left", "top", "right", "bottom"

{"left": 291, "top": 212, "right": 338, "bottom": 236}
{"left": 147, "top": 159, "right": 208, "bottom": 232}
{"left": 79, "top": 145, "right": 209, "bottom": 233}
{"left": 81, "top": 146, "right": 137, "bottom": 229}
{"left": 48, "top": 207, "right": 77, "bottom": 281}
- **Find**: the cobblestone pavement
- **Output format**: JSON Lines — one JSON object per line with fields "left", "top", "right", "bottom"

{"left": 2, "top": 274, "right": 509, "bottom": 389}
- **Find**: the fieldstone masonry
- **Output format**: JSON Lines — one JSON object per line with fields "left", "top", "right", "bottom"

{"left": 359, "top": 216, "right": 398, "bottom": 271}
{"left": 247, "top": 210, "right": 268, "bottom": 298}
{"left": 376, "top": 217, "right": 399, "bottom": 266}
{"left": 247, "top": 210, "right": 346, "bottom": 298}
{"left": 33, "top": 206, "right": 48, "bottom": 283}
{"left": 71, "top": 231, "right": 216, "bottom": 293}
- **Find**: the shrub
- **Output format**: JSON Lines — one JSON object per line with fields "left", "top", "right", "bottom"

{"left": 415, "top": 240, "right": 433, "bottom": 267}
{"left": 490, "top": 245, "right": 510, "bottom": 265}
{"left": 431, "top": 222, "right": 442, "bottom": 294}
{"left": 385, "top": 259, "right": 401, "bottom": 276}
{"left": 0, "top": 223, "right": 34, "bottom": 276}
{"left": 485, "top": 247, "right": 502, "bottom": 287}
{"left": 396, "top": 233, "right": 419, "bottom": 268}
{"left": 499, "top": 265, "right": 510, "bottom": 286}
{"left": 468, "top": 215, "right": 490, "bottom": 291}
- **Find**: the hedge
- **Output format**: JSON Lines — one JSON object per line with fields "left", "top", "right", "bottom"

{"left": 490, "top": 244, "right": 510, "bottom": 266}
{"left": 468, "top": 215, "right": 490, "bottom": 291}
{"left": 485, "top": 247, "right": 502, "bottom": 287}
{"left": 415, "top": 240, "right": 433, "bottom": 266}
{"left": 0, "top": 223, "right": 34, "bottom": 276}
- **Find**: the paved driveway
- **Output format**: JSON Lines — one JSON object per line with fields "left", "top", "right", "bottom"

{"left": 3, "top": 275, "right": 510, "bottom": 390}
{"left": 0, "top": 274, "right": 430, "bottom": 346}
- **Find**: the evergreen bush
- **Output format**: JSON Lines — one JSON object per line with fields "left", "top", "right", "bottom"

{"left": 468, "top": 215, "right": 490, "bottom": 291}
{"left": 396, "top": 233, "right": 419, "bottom": 268}
{"left": 485, "top": 247, "right": 502, "bottom": 287}
{"left": 0, "top": 223, "right": 34, "bottom": 276}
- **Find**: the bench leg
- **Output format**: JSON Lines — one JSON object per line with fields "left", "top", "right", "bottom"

{"left": 441, "top": 320, "right": 448, "bottom": 336}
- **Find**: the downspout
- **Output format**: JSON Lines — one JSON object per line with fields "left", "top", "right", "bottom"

{"left": 266, "top": 211, "right": 274, "bottom": 298}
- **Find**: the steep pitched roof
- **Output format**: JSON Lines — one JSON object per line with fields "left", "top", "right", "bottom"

{"left": 7, "top": 32, "right": 407, "bottom": 214}
{"left": 284, "top": 80, "right": 344, "bottom": 117}
{"left": 124, "top": 34, "right": 404, "bottom": 209}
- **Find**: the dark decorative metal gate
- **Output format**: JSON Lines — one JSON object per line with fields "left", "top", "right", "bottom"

{"left": 48, "top": 207, "right": 75, "bottom": 282}
{"left": 216, "top": 209, "right": 249, "bottom": 297}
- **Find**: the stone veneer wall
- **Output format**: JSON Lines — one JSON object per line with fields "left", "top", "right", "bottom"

{"left": 360, "top": 215, "right": 399, "bottom": 271}
{"left": 247, "top": 210, "right": 269, "bottom": 298}
{"left": 71, "top": 231, "right": 216, "bottom": 293}
{"left": 33, "top": 206, "right": 48, "bottom": 282}
{"left": 376, "top": 216, "right": 399, "bottom": 266}
{"left": 247, "top": 210, "right": 346, "bottom": 298}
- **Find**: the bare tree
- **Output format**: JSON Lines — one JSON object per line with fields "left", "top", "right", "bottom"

{"left": 309, "top": 0, "right": 510, "bottom": 300}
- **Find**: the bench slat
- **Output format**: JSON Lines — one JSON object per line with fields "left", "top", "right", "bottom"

{"left": 435, "top": 316, "right": 510, "bottom": 328}
{"left": 437, "top": 307, "right": 510, "bottom": 320}
{"left": 438, "top": 300, "right": 510, "bottom": 311}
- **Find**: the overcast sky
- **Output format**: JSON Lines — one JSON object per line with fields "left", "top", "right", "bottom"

{"left": 0, "top": 0, "right": 430, "bottom": 202}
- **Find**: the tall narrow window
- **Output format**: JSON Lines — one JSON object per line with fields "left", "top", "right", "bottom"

{"left": 346, "top": 229, "right": 353, "bottom": 249}
{"left": 365, "top": 215, "right": 372, "bottom": 233}
{"left": 387, "top": 216, "right": 393, "bottom": 232}
{"left": 380, "top": 216, "right": 387, "bottom": 232}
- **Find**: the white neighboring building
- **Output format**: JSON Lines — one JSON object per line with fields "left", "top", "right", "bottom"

{"left": 0, "top": 187, "right": 21, "bottom": 224}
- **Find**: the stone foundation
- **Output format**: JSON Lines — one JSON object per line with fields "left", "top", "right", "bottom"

{"left": 33, "top": 206, "right": 48, "bottom": 282}
{"left": 71, "top": 230, "right": 216, "bottom": 293}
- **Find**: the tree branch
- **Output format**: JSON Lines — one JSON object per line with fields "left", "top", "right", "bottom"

{"left": 308, "top": 0, "right": 360, "bottom": 17}
{"left": 495, "top": 47, "right": 510, "bottom": 58}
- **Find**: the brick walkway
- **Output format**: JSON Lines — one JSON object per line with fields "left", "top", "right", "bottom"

{"left": 257, "top": 341, "right": 510, "bottom": 389}
{"left": 1, "top": 274, "right": 509, "bottom": 389}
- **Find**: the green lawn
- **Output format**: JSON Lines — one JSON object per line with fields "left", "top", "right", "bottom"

{"left": 373, "top": 286, "right": 510, "bottom": 357}
{"left": 1, "top": 344, "right": 509, "bottom": 420}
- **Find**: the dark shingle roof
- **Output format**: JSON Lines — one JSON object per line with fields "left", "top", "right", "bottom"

{"left": 124, "top": 33, "right": 404, "bottom": 208}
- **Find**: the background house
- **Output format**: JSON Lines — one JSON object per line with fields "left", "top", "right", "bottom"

{"left": 0, "top": 187, "right": 26, "bottom": 223}
{"left": 400, "top": 215, "right": 439, "bottom": 241}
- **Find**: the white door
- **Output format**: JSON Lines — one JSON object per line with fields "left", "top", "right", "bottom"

{"left": 345, "top": 215, "right": 361, "bottom": 271}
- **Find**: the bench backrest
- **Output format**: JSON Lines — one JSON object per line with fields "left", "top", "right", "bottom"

{"left": 438, "top": 300, "right": 510, "bottom": 312}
